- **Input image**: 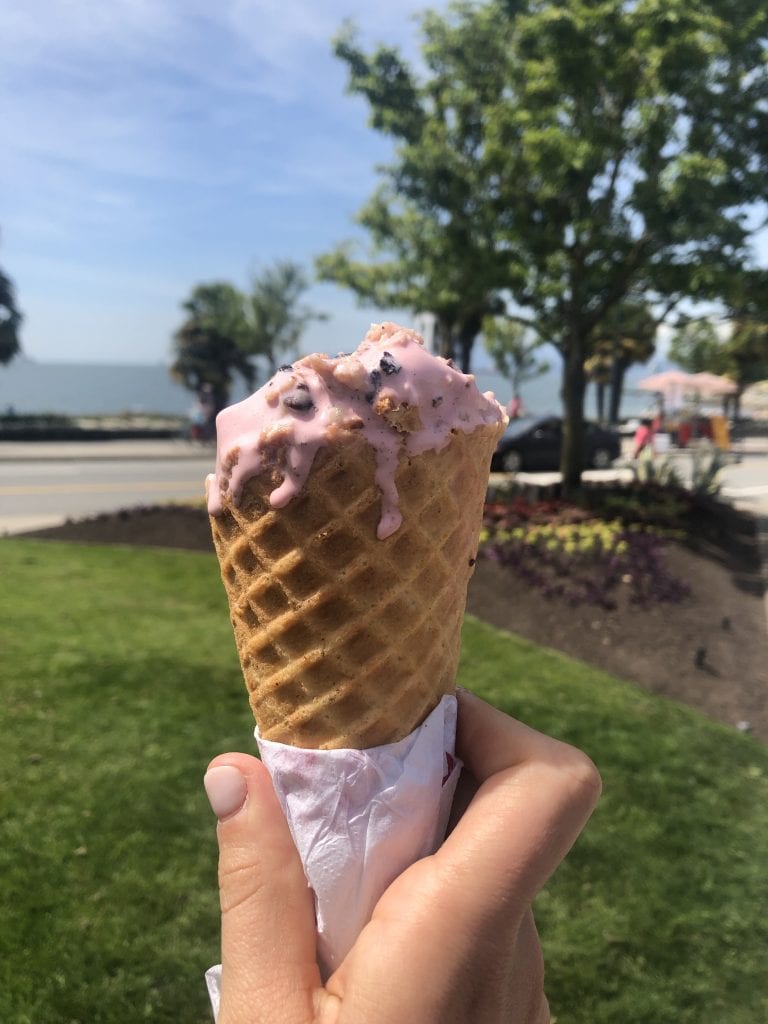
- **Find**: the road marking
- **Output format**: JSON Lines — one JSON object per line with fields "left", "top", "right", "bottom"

{"left": 0, "top": 480, "right": 203, "bottom": 496}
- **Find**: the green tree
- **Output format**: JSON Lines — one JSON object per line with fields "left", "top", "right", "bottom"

{"left": 665, "top": 312, "right": 768, "bottom": 416}
{"left": 721, "top": 317, "right": 768, "bottom": 416}
{"left": 719, "top": 273, "right": 768, "bottom": 411}
{"left": 171, "top": 282, "right": 254, "bottom": 415}
{"left": 330, "top": 0, "right": 768, "bottom": 491}
{"left": 317, "top": 186, "right": 504, "bottom": 371}
{"left": 668, "top": 319, "right": 725, "bottom": 373}
{"left": 0, "top": 266, "right": 22, "bottom": 366}
{"left": 483, "top": 316, "right": 549, "bottom": 401}
{"left": 247, "top": 262, "right": 325, "bottom": 374}
{"left": 728, "top": 319, "right": 768, "bottom": 382}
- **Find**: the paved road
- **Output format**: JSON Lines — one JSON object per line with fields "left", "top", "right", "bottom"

{"left": 1, "top": 438, "right": 766, "bottom": 534}
{"left": 0, "top": 443, "right": 214, "bottom": 533}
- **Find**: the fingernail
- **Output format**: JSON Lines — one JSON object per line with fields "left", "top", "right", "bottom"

{"left": 204, "top": 765, "right": 248, "bottom": 820}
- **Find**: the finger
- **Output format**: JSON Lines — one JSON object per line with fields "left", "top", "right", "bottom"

{"left": 437, "top": 690, "right": 601, "bottom": 908}
{"left": 204, "top": 753, "right": 320, "bottom": 1023}
{"left": 329, "top": 699, "right": 597, "bottom": 1020}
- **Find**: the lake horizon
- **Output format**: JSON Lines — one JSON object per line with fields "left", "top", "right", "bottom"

{"left": 0, "top": 350, "right": 664, "bottom": 421}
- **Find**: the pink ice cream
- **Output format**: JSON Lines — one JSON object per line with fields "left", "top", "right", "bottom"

{"left": 207, "top": 321, "right": 506, "bottom": 539}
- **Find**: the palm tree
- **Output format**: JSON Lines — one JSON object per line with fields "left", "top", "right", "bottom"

{"left": 590, "top": 300, "right": 657, "bottom": 424}
{"left": 584, "top": 351, "right": 612, "bottom": 424}
{"left": 171, "top": 283, "right": 254, "bottom": 418}
{"left": 246, "top": 262, "right": 325, "bottom": 374}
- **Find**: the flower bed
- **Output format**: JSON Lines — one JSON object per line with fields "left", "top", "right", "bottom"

{"left": 481, "top": 495, "right": 690, "bottom": 610}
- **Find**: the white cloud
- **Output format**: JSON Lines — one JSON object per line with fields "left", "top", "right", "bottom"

{"left": 0, "top": 1, "right": 175, "bottom": 71}
{"left": 0, "top": 0, "right": 449, "bottom": 362}
{"left": 220, "top": 0, "right": 427, "bottom": 69}
{"left": 0, "top": 0, "right": 434, "bottom": 97}
{"left": 1, "top": 0, "right": 433, "bottom": 188}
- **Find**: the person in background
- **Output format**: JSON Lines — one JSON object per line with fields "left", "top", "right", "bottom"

{"left": 198, "top": 383, "right": 217, "bottom": 440}
{"left": 188, "top": 384, "right": 217, "bottom": 442}
{"left": 651, "top": 403, "right": 663, "bottom": 435}
{"left": 632, "top": 417, "right": 655, "bottom": 459}
{"left": 508, "top": 395, "right": 523, "bottom": 419}
{"left": 188, "top": 400, "right": 207, "bottom": 441}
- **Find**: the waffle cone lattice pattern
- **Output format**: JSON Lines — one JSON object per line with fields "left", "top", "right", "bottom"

{"left": 210, "top": 423, "right": 501, "bottom": 749}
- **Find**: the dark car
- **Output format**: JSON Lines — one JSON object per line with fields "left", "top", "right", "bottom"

{"left": 490, "top": 415, "right": 621, "bottom": 473}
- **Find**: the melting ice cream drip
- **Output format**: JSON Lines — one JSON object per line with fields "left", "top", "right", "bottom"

{"left": 207, "top": 322, "right": 506, "bottom": 538}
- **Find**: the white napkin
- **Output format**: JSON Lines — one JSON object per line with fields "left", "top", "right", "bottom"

{"left": 206, "top": 694, "right": 461, "bottom": 1016}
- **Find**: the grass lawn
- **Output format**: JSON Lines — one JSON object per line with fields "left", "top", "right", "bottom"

{"left": 1, "top": 538, "right": 766, "bottom": 1024}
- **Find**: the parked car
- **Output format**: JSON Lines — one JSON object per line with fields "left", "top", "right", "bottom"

{"left": 491, "top": 415, "right": 621, "bottom": 473}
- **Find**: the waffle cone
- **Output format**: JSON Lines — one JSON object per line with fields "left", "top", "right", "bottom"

{"left": 209, "top": 422, "right": 501, "bottom": 749}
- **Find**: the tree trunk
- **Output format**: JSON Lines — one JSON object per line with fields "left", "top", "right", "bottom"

{"left": 458, "top": 329, "right": 473, "bottom": 373}
{"left": 457, "top": 318, "right": 480, "bottom": 374}
{"left": 437, "top": 323, "right": 456, "bottom": 364}
{"left": 595, "top": 381, "right": 605, "bottom": 423}
{"left": 560, "top": 333, "right": 588, "bottom": 497}
{"left": 212, "top": 386, "right": 229, "bottom": 418}
{"left": 608, "top": 357, "right": 628, "bottom": 424}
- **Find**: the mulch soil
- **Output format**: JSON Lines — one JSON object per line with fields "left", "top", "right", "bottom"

{"left": 18, "top": 499, "right": 768, "bottom": 742}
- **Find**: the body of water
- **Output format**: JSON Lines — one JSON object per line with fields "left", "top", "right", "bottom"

{"left": 0, "top": 352, "right": 660, "bottom": 420}
{"left": 0, "top": 360, "right": 221, "bottom": 417}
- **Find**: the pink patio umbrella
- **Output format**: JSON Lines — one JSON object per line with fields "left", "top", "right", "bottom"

{"left": 637, "top": 369, "right": 696, "bottom": 411}
{"left": 637, "top": 369, "right": 696, "bottom": 393}
{"left": 689, "top": 372, "right": 737, "bottom": 396}
{"left": 638, "top": 369, "right": 737, "bottom": 410}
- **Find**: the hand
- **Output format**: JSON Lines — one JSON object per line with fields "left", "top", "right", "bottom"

{"left": 203, "top": 689, "right": 601, "bottom": 1024}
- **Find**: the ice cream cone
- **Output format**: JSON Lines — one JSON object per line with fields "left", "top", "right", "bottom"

{"left": 207, "top": 322, "right": 506, "bottom": 748}
{"left": 209, "top": 421, "right": 501, "bottom": 749}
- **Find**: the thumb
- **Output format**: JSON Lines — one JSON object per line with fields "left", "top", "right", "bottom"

{"left": 204, "top": 753, "right": 320, "bottom": 1023}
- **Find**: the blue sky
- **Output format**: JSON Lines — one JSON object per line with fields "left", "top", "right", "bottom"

{"left": 1, "top": 0, "right": 448, "bottom": 364}
{"left": 4, "top": 2, "right": 766, "bottom": 368}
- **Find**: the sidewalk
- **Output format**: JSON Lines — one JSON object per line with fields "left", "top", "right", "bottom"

{"left": 0, "top": 439, "right": 213, "bottom": 462}
{"left": 731, "top": 435, "right": 768, "bottom": 455}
